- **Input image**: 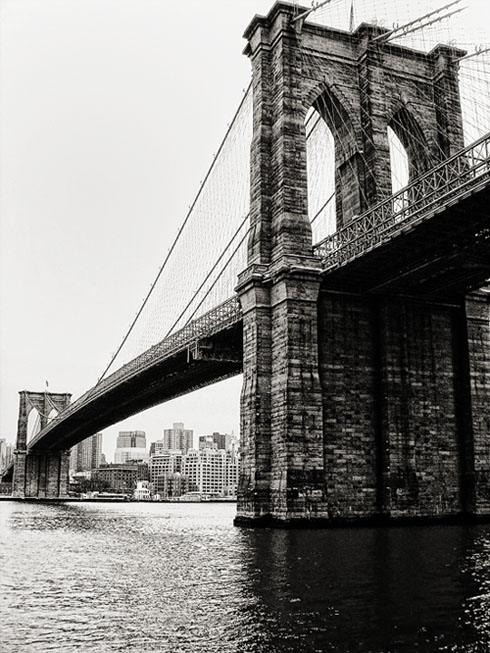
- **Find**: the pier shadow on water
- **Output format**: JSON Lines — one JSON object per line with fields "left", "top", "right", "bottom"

{"left": 235, "top": 524, "right": 490, "bottom": 652}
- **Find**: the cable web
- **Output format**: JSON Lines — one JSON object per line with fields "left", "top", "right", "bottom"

{"left": 302, "top": 0, "right": 490, "bottom": 244}
{"left": 102, "top": 87, "right": 253, "bottom": 378}
{"left": 98, "top": 0, "right": 489, "bottom": 384}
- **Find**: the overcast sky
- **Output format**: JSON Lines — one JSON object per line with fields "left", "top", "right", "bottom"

{"left": 1, "top": 0, "right": 488, "bottom": 461}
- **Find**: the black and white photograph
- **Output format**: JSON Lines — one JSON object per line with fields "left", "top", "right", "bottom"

{"left": 1, "top": 0, "right": 490, "bottom": 650}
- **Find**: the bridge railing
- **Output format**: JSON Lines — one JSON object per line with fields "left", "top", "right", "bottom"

{"left": 30, "top": 296, "right": 242, "bottom": 444}
{"left": 314, "top": 133, "right": 490, "bottom": 269}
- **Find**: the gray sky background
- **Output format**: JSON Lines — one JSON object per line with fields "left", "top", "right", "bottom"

{"left": 1, "top": 0, "right": 488, "bottom": 461}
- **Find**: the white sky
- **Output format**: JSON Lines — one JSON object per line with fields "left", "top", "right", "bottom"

{"left": 1, "top": 0, "right": 488, "bottom": 461}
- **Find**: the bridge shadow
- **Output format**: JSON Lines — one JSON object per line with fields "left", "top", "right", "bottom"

{"left": 235, "top": 524, "right": 490, "bottom": 651}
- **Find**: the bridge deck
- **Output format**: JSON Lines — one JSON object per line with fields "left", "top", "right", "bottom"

{"left": 318, "top": 184, "right": 490, "bottom": 297}
{"left": 27, "top": 298, "right": 243, "bottom": 452}
{"left": 315, "top": 133, "right": 490, "bottom": 297}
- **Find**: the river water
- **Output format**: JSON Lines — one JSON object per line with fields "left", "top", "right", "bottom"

{"left": 1, "top": 501, "right": 490, "bottom": 652}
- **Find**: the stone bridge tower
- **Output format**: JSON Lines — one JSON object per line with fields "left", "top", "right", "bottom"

{"left": 12, "top": 390, "right": 72, "bottom": 498}
{"left": 236, "top": 2, "right": 489, "bottom": 525}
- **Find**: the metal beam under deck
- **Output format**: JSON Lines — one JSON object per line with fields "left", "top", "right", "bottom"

{"left": 320, "top": 185, "right": 490, "bottom": 299}
{"left": 28, "top": 323, "right": 243, "bottom": 453}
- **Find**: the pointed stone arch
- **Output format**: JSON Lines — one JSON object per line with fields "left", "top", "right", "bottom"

{"left": 16, "top": 391, "right": 72, "bottom": 451}
{"left": 305, "top": 106, "right": 336, "bottom": 242}
{"left": 388, "top": 106, "right": 433, "bottom": 181}
{"left": 305, "top": 79, "right": 366, "bottom": 228}
{"left": 26, "top": 407, "right": 41, "bottom": 444}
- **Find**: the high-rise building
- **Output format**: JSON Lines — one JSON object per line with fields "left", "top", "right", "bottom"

{"left": 199, "top": 432, "right": 231, "bottom": 451}
{"left": 0, "top": 439, "right": 14, "bottom": 472}
{"left": 114, "top": 448, "right": 149, "bottom": 463}
{"left": 0, "top": 439, "right": 7, "bottom": 471}
{"left": 70, "top": 433, "right": 102, "bottom": 472}
{"left": 117, "top": 431, "right": 146, "bottom": 448}
{"left": 149, "top": 440, "right": 166, "bottom": 456}
{"left": 114, "top": 430, "right": 148, "bottom": 463}
{"left": 158, "top": 422, "right": 193, "bottom": 454}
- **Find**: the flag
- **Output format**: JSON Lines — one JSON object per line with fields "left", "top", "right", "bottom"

{"left": 349, "top": 0, "right": 355, "bottom": 32}
{"left": 45, "top": 380, "right": 49, "bottom": 388}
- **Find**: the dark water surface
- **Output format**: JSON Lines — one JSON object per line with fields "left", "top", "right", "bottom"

{"left": 1, "top": 501, "right": 490, "bottom": 652}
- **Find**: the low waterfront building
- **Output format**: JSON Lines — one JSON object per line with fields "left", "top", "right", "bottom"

{"left": 182, "top": 448, "right": 238, "bottom": 497}
{"left": 92, "top": 463, "right": 149, "bottom": 493}
{"left": 133, "top": 481, "right": 151, "bottom": 501}
{"left": 154, "top": 472, "right": 189, "bottom": 499}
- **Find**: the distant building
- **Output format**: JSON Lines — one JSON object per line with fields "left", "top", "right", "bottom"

{"left": 70, "top": 433, "right": 102, "bottom": 472}
{"left": 149, "top": 448, "right": 238, "bottom": 498}
{"left": 149, "top": 451, "right": 185, "bottom": 498}
{"left": 114, "top": 430, "right": 148, "bottom": 463}
{"left": 149, "top": 440, "right": 166, "bottom": 456}
{"left": 199, "top": 432, "right": 240, "bottom": 456}
{"left": 117, "top": 431, "right": 146, "bottom": 448}
{"left": 199, "top": 432, "right": 232, "bottom": 451}
{"left": 92, "top": 463, "right": 149, "bottom": 493}
{"left": 162, "top": 422, "right": 193, "bottom": 454}
{"left": 114, "top": 448, "right": 149, "bottom": 463}
{"left": 154, "top": 472, "right": 189, "bottom": 499}
{"left": 133, "top": 481, "right": 151, "bottom": 501}
{"left": 0, "top": 439, "right": 14, "bottom": 471}
{"left": 199, "top": 436, "right": 218, "bottom": 451}
{"left": 183, "top": 448, "right": 238, "bottom": 496}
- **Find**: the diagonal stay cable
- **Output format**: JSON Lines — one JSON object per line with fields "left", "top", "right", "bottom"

{"left": 175, "top": 225, "right": 252, "bottom": 334}
{"left": 162, "top": 212, "right": 250, "bottom": 340}
{"left": 310, "top": 191, "right": 335, "bottom": 228}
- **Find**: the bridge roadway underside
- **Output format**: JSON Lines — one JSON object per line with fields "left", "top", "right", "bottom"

{"left": 29, "top": 325, "right": 243, "bottom": 453}
{"left": 321, "top": 186, "right": 490, "bottom": 298}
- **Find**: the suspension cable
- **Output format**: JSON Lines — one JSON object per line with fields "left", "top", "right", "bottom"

{"left": 96, "top": 84, "right": 253, "bottom": 384}
{"left": 163, "top": 212, "right": 250, "bottom": 340}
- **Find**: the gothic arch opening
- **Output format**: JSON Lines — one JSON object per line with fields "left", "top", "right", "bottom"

{"left": 305, "top": 106, "right": 336, "bottom": 244}
{"left": 27, "top": 407, "right": 41, "bottom": 444}
{"left": 387, "top": 126, "right": 409, "bottom": 193}
{"left": 388, "top": 107, "right": 431, "bottom": 182}
{"left": 306, "top": 86, "right": 366, "bottom": 230}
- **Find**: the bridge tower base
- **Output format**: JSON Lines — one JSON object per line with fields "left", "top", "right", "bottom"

{"left": 12, "top": 390, "right": 72, "bottom": 499}
{"left": 235, "top": 3, "right": 489, "bottom": 526}
{"left": 12, "top": 450, "right": 71, "bottom": 499}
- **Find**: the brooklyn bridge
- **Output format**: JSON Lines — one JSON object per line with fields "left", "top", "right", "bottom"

{"left": 2, "top": 1, "right": 489, "bottom": 526}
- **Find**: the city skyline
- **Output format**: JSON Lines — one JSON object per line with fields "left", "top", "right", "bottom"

{"left": 73, "top": 423, "right": 238, "bottom": 464}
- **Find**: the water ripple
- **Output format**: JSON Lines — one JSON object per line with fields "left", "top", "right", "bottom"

{"left": 1, "top": 502, "right": 490, "bottom": 652}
